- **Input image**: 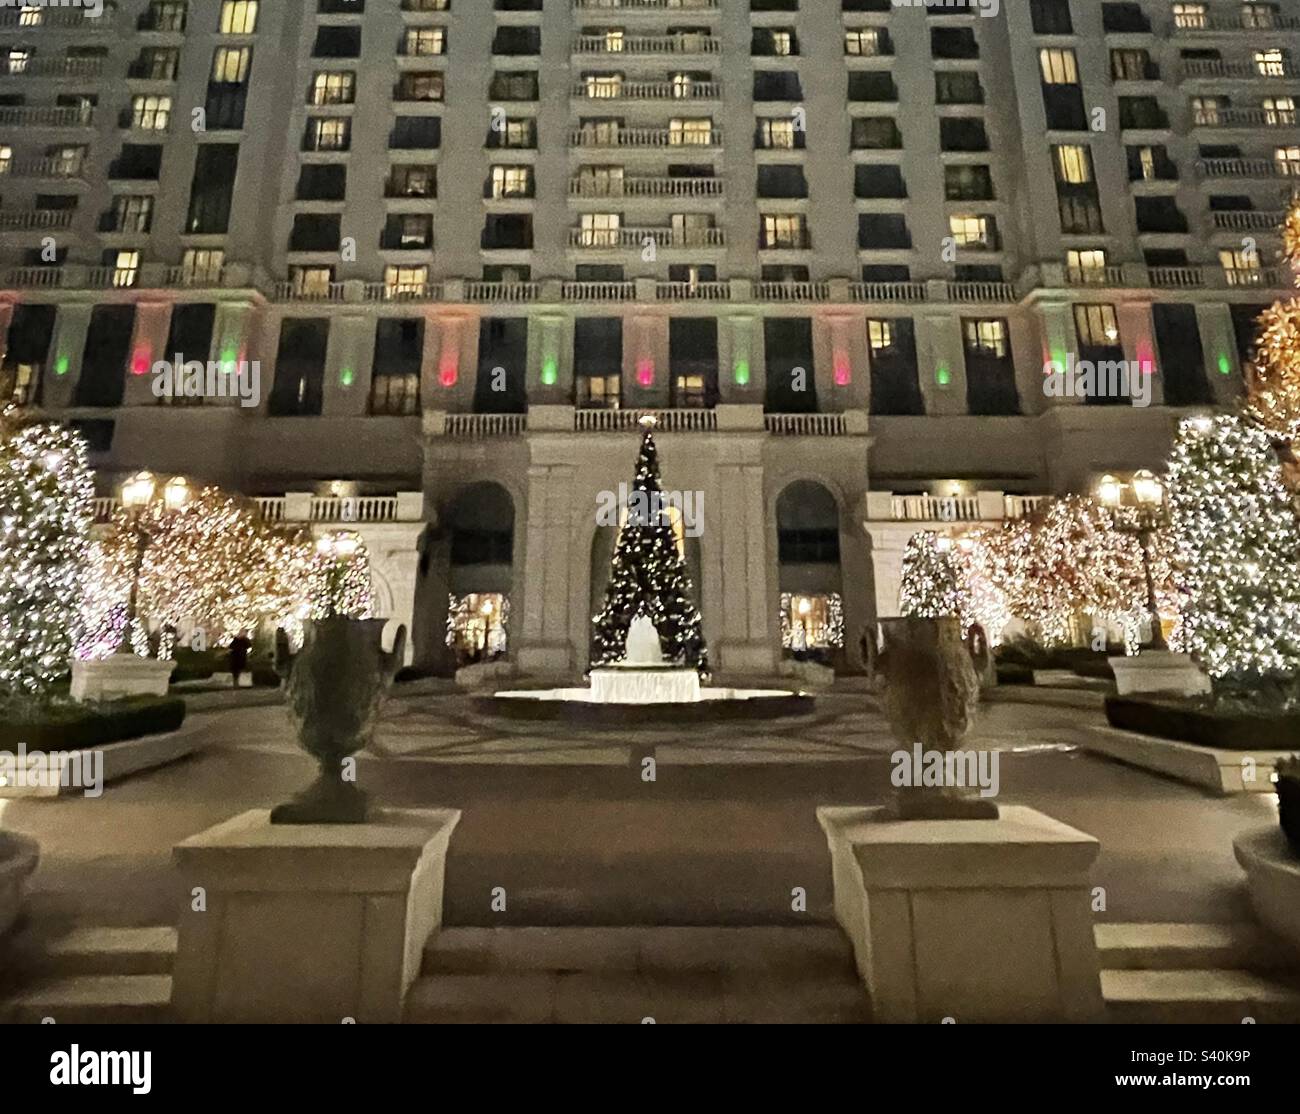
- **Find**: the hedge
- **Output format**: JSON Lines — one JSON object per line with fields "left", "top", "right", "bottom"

{"left": 1105, "top": 696, "right": 1300, "bottom": 751}
{"left": 0, "top": 697, "right": 187, "bottom": 750}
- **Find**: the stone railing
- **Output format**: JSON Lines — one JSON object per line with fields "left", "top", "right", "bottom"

{"left": 570, "top": 80, "right": 721, "bottom": 100}
{"left": 95, "top": 493, "right": 423, "bottom": 526}
{"left": 574, "top": 408, "right": 718, "bottom": 433}
{"left": 572, "top": 34, "right": 721, "bottom": 55}
{"left": 867, "top": 491, "right": 1049, "bottom": 524}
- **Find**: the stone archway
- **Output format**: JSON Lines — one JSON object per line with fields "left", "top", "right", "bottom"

{"left": 775, "top": 480, "right": 845, "bottom": 668}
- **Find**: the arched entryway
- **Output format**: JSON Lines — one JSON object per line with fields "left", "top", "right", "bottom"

{"left": 441, "top": 482, "right": 515, "bottom": 667}
{"left": 775, "top": 480, "right": 845, "bottom": 667}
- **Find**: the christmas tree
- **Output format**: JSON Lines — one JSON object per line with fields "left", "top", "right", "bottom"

{"left": 1248, "top": 201, "right": 1300, "bottom": 447}
{"left": 1167, "top": 413, "right": 1300, "bottom": 682}
{"left": 898, "top": 531, "right": 969, "bottom": 626}
{"left": 590, "top": 420, "right": 708, "bottom": 675}
{"left": 0, "top": 412, "right": 94, "bottom": 705}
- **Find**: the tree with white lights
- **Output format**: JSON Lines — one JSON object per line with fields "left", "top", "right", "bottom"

{"left": 0, "top": 412, "right": 94, "bottom": 705}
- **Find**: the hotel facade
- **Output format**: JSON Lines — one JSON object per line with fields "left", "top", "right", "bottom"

{"left": 0, "top": 0, "right": 1293, "bottom": 675}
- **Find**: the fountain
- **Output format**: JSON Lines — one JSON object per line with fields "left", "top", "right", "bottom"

{"left": 486, "top": 419, "right": 811, "bottom": 722}
{"left": 490, "top": 615, "right": 809, "bottom": 722}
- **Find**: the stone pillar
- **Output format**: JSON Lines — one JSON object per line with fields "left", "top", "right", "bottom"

{"left": 121, "top": 301, "right": 172, "bottom": 407}
{"left": 818, "top": 311, "right": 869, "bottom": 412}
{"left": 709, "top": 459, "right": 778, "bottom": 675}
{"left": 862, "top": 517, "right": 912, "bottom": 622}
{"left": 212, "top": 299, "right": 264, "bottom": 411}
{"left": 915, "top": 313, "right": 967, "bottom": 416}
{"left": 1116, "top": 299, "right": 1161, "bottom": 407}
{"left": 324, "top": 313, "right": 374, "bottom": 418}
{"left": 354, "top": 522, "right": 424, "bottom": 666}
{"left": 528, "top": 312, "right": 571, "bottom": 405}
{"left": 622, "top": 312, "right": 670, "bottom": 411}
{"left": 1035, "top": 300, "right": 1080, "bottom": 410}
{"left": 718, "top": 312, "right": 763, "bottom": 407}
{"left": 424, "top": 312, "right": 476, "bottom": 412}
{"left": 1195, "top": 301, "right": 1245, "bottom": 408}
{"left": 42, "top": 301, "right": 92, "bottom": 410}
{"left": 515, "top": 463, "right": 577, "bottom": 676}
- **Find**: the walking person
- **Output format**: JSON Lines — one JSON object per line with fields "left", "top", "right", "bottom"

{"left": 229, "top": 631, "right": 252, "bottom": 688}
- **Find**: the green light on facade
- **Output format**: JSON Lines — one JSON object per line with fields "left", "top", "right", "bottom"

{"left": 936, "top": 363, "right": 952, "bottom": 387}
{"left": 340, "top": 367, "right": 355, "bottom": 387}
{"left": 541, "top": 357, "right": 558, "bottom": 386}
{"left": 1217, "top": 353, "right": 1232, "bottom": 376}
{"left": 734, "top": 359, "right": 750, "bottom": 387}
{"left": 55, "top": 355, "right": 70, "bottom": 376}
{"left": 220, "top": 347, "right": 238, "bottom": 375}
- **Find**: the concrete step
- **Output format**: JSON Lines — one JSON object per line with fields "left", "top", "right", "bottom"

{"left": 405, "top": 970, "right": 871, "bottom": 1024}
{"left": 38, "top": 926, "right": 177, "bottom": 977}
{"left": 423, "top": 925, "right": 855, "bottom": 977}
{"left": 413, "top": 926, "right": 868, "bottom": 1023}
{"left": 0, "top": 975, "right": 173, "bottom": 1024}
{"left": 1096, "top": 922, "right": 1295, "bottom": 973}
{"left": 1102, "top": 969, "right": 1300, "bottom": 1024}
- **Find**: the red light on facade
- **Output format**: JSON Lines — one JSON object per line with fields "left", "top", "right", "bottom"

{"left": 636, "top": 359, "right": 654, "bottom": 387}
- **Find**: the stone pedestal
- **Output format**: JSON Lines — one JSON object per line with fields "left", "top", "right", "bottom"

{"left": 1109, "top": 651, "right": 1212, "bottom": 696}
{"left": 171, "top": 808, "right": 460, "bottom": 1024}
{"left": 817, "top": 804, "right": 1104, "bottom": 1023}
{"left": 1234, "top": 827, "right": 1300, "bottom": 960}
{"left": 70, "top": 654, "right": 173, "bottom": 702}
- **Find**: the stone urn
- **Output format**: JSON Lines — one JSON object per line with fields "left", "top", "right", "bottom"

{"left": 272, "top": 618, "right": 405, "bottom": 824}
{"left": 0, "top": 830, "right": 39, "bottom": 940}
{"left": 878, "top": 615, "right": 995, "bottom": 820}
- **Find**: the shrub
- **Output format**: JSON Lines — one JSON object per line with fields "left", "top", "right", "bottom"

{"left": 0, "top": 697, "right": 186, "bottom": 750}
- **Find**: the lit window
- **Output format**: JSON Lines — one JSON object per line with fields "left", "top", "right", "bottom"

{"left": 845, "top": 29, "right": 884, "bottom": 57}
{"left": 1053, "top": 144, "right": 1093, "bottom": 184}
{"left": 1073, "top": 304, "right": 1120, "bottom": 346}
{"left": 211, "top": 46, "right": 251, "bottom": 84}
{"left": 219, "top": 0, "right": 258, "bottom": 35}
{"left": 1038, "top": 48, "right": 1079, "bottom": 85}
{"left": 131, "top": 94, "right": 172, "bottom": 130}
{"left": 1254, "top": 49, "right": 1287, "bottom": 77}
{"left": 963, "top": 319, "right": 1008, "bottom": 358}
{"left": 112, "top": 251, "right": 141, "bottom": 288}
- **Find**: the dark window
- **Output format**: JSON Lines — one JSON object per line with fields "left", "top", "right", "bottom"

{"left": 1153, "top": 305, "right": 1213, "bottom": 406}
{"left": 297, "top": 163, "right": 347, "bottom": 201}
{"left": 268, "top": 319, "right": 329, "bottom": 416}
{"left": 1, "top": 303, "right": 56, "bottom": 406}
{"left": 165, "top": 303, "right": 215, "bottom": 366}
{"left": 764, "top": 318, "right": 817, "bottom": 413}
{"left": 370, "top": 318, "right": 422, "bottom": 415}
{"left": 669, "top": 318, "right": 718, "bottom": 408}
{"left": 185, "top": 144, "right": 239, "bottom": 234}
{"left": 868, "top": 319, "right": 923, "bottom": 416}
{"left": 75, "top": 305, "right": 136, "bottom": 408}
{"left": 475, "top": 318, "right": 528, "bottom": 413}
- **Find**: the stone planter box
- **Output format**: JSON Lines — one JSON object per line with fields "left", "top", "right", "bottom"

{"left": 0, "top": 831, "right": 39, "bottom": 940}
{"left": 1106, "top": 696, "right": 1300, "bottom": 751}
{"left": 1108, "top": 651, "right": 1211, "bottom": 697}
{"left": 171, "top": 807, "right": 459, "bottom": 1024}
{"left": 1234, "top": 827, "right": 1300, "bottom": 960}
{"left": 817, "top": 804, "right": 1104, "bottom": 1023}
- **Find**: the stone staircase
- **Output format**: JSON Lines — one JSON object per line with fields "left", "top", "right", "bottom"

{"left": 5, "top": 920, "right": 1300, "bottom": 1023}
{"left": 1098, "top": 923, "right": 1300, "bottom": 1023}
{"left": 405, "top": 925, "right": 872, "bottom": 1024}
{"left": 0, "top": 926, "right": 175, "bottom": 1024}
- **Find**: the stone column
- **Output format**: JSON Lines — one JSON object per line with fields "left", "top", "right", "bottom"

{"left": 1116, "top": 299, "right": 1161, "bottom": 407}
{"left": 323, "top": 313, "right": 374, "bottom": 418}
{"left": 717, "top": 311, "right": 763, "bottom": 407}
{"left": 1195, "top": 301, "right": 1245, "bottom": 408}
{"left": 515, "top": 463, "right": 577, "bottom": 677}
{"left": 120, "top": 301, "right": 172, "bottom": 407}
{"left": 709, "top": 458, "right": 778, "bottom": 675}
{"left": 622, "top": 312, "right": 670, "bottom": 411}
{"left": 915, "top": 313, "right": 968, "bottom": 416}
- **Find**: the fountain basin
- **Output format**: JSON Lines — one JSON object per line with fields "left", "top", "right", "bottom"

{"left": 483, "top": 683, "right": 813, "bottom": 723}
{"left": 590, "top": 665, "right": 701, "bottom": 704}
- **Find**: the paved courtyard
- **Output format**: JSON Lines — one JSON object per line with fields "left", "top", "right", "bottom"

{"left": 0, "top": 690, "right": 1276, "bottom": 943}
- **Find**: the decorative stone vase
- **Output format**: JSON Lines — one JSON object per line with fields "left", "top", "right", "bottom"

{"left": 878, "top": 615, "right": 995, "bottom": 820}
{"left": 0, "top": 830, "right": 39, "bottom": 940}
{"left": 272, "top": 618, "right": 405, "bottom": 824}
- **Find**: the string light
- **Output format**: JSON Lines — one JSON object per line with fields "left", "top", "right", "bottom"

{"left": 0, "top": 411, "right": 94, "bottom": 704}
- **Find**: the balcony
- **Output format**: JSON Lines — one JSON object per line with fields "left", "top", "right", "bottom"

{"left": 568, "top": 226, "right": 725, "bottom": 249}
{"left": 1180, "top": 59, "right": 1298, "bottom": 81}
{"left": 1195, "top": 156, "right": 1295, "bottom": 179}
{"left": 273, "top": 280, "right": 347, "bottom": 303}
{"left": 654, "top": 280, "right": 729, "bottom": 301}
{"left": 4, "top": 156, "right": 87, "bottom": 180}
{"left": 0, "top": 104, "right": 95, "bottom": 128}
{"left": 1193, "top": 106, "right": 1299, "bottom": 128}
{"left": 572, "top": 34, "right": 721, "bottom": 56}
{"left": 570, "top": 79, "right": 721, "bottom": 101}
{"left": 576, "top": 408, "right": 718, "bottom": 433}
{"left": 562, "top": 280, "right": 636, "bottom": 301}
{"left": 569, "top": 176, "right": 724, "bottom": 199}
{"left": 0, "top": 8, "right": 114, "bottom": 30}
{"left": 848, "top": 281, "right": 927, "bottom": 304}
{"left": 255, "top": 494, "right": 422, "bottom": 525}
{"left": 872, "top": 492, "right": 1050, "bottom": 525}
{"left": 569, "top": 125, "right": 721, "bottom": 149}
{"left": 1211, "top": 209, "right": 1286, "bottom": 231}
{"left": 572, "top": 0, "right": 718, "bottom": 8}
{"left": 1172, "top": 12, "right": 1300, "bottom": 34}
{"left": 1, "top": 57, "right": 103, "bottom": 79}
{"left": 464, "top": 281, "right": 540, "bottom": 304}
{"left": 0, "top": 210, "right": 74, "bottom": 232}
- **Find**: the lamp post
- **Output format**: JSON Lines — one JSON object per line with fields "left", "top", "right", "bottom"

{"left": 1096, "top": 469, "right": 1167, "bottom": 651}
{"left": 117, "top": 471, "right": 189, "bottom": 654}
